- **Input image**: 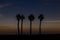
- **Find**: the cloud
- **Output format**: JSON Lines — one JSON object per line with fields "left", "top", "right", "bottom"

{"left": 43, "top": 20, "right": 60, "bottom": 22}
{"left": 0, "top": 3, "right": 13, "bottom": 8}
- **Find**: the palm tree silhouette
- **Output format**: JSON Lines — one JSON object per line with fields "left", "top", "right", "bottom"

{"left": 16, "top": 14, "right": 21, "bottom": 36}
{"left": 28, "top": 14, "right": 35, "bottom": 35}
{"left": 38, "top": 14, "right": 44, "bottom": 35}
{"left": 21, "top": 15, "right": 25, "bottom": 35}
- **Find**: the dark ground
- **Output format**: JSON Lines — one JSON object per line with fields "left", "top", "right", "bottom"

{"left": 0, "top": 34, "right": 60, "bottom": 40}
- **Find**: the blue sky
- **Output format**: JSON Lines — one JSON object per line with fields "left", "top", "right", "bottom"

{"left": 0, "top": 0, "right": 60, "bottom": 25}
{"left": 0, "top": 0, "right": 60, "bottom": 20}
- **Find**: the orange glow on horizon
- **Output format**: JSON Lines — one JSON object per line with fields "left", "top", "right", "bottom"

{"left": 0, "top": 21, "right": 60, "bottom": 33}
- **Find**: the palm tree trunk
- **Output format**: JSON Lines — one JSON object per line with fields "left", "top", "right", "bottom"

{"left": 30, "top": 21, "right": 32, "bottom": 35}
{"left": 39, "top": 21, "right": 41, "bottom": 35}
{"left": 21, "top": 20, "right": 23, "bottom": 35}
{"left": 17, "top": 20, "right": 19, "bottom": 37}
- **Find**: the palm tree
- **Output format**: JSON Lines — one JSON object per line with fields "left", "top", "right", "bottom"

{"left": 38, "top": 14, "right": 44, "bottom": 35}
{"left": 28, "top": 14, "right": 35, "bottom": 35}
{"left": 16, "top": 14, "right": 21, "bottom": 36}
{"left": 20, "top": 15, "right": 25, "bottom": 35}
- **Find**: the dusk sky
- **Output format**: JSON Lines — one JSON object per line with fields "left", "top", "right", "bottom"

{"left": 0, "top": 0, "right": 60, "bottom": 34}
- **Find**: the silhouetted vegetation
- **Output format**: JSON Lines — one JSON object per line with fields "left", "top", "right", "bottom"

{"left": 20, "top": 15, "right": 25, "bottom": 35}
{"left": 38, "top": 14, "right": 44, "bottom": 35}
{"left": 16, "top": 14, "right": 21, "bottom": 36}
{"left": 16, "top": 14, "right": 44, "bottom": 35}
{"left": 28, "top": 14, "right": 35, "bottom": 35}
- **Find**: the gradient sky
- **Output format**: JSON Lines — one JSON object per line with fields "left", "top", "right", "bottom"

{"left": 0, "top": 0, "right": 60, "bottom": 34}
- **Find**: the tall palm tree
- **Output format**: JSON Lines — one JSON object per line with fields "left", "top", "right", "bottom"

{"left": 16, "top": 14, "right": 21, "bottom": 36}
{"left": 21, "top": 15, "right": 25, "bottom": 35}
{"left": 28, "top": 14, "right": 35, "bottom": 35}
{"left": 38, "top": 14, "right": 44, "bottom": 35}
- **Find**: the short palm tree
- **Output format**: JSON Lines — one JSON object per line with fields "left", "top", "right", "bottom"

{"left": 28, "top": 14, "right": 35, "bottom": 35}
{"left": 21, "top": 15, "right": 25, "bottom": 35}
{"left": 38, "top": 14, "right": 44, "bottom": 35}
{"left": 16, "top": 14, "right": 21, "bottom": 36}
